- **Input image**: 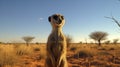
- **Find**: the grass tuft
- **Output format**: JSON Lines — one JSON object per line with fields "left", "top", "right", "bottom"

{"left": 0, "top": 45, "right": 18, "bottom": 66}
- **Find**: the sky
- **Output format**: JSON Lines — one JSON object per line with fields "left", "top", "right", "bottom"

{"left": 0, "top": 0, "right": 120, "bottom": 43}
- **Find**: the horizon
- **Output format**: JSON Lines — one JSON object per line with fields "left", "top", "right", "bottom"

{"left": 0, "top": 0, "right": 120, "bottom": 43}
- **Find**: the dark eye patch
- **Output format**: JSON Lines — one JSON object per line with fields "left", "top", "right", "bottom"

{"left": 53, "top": 15, "right": 58, "bottom": 20}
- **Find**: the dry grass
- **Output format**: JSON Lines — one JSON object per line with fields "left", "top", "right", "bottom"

{"left": 0, "top": 45, "right": 18, "bottom": 67}
{"left": 15, "top": 44, "right": 34, "bottom": 56}
{"left": 0, "top": 43, "right": 120, "bottom": 67}
{"left": 0, "top": 44, "right": 46, "bottom": 67}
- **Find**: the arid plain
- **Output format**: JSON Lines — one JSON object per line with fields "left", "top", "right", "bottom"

{"left": 0, "top": 43, "right": 120, "bottom": 67}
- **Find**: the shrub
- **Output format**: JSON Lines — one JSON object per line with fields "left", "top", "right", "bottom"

{"left": 70, "top": 47, "right": 77, "bottom": 52}
{"left": 34, "top": 47, "right": 40, "bottom": 51}
{"left": 32, "top": 45, "right": 41, "bottom": 52}
{"left": 0, "top": 42, "right": 2, "bottom": 44}
{"left": 109, "top": 47, "right": 115, "bottom": 50}
{"left": 74, "top": 50, "right": 94, "bottom": 58}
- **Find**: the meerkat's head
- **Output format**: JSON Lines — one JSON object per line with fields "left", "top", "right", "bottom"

{"left": 48, "top": 14, "right": 65, "bottom": 28}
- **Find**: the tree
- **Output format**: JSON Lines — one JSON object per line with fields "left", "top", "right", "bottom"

{"left": 22, "top": 36, "right": 35, "bottom": 46}
{"left": 66, "top": 35, "right": 72, "bottom": 48}
{"left": 0, "top": 42, "right": 2, "bottom": 44}
{"left": 89, "top": 31, "right": 108, "bottom": 46}
{"left": 113, "top": 39, "right": 119, "bottom": 45}
{"left": 105, "top": 16, "right": 120, "bottom": 27}
{"left": 104, "top": 40, "right": 110, "bottom": 45}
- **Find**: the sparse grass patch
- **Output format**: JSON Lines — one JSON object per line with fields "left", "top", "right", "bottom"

{"left": 74, "top": 48, "right": 96, "bottom": 59}
{"left": 15, "top": 45, "right": 33, "bottom": 56}
{"left": 0, "top": 45, "right": 18, "bottom": 66}
{"left": 31, "top": 45, "right": 46, "bottom": 60}
{"left": 69, "top": 44, "right": 82, "bottom": 52}
{"left": 97, "top": 47, "right": 106, "bottom": 50}
{"left": 32, "top": 45, "right": 41, "bottom": 52}
{"left": 39, "top": 46, "right": 46, "bottom": 59}
{"left": 97, "top": 51, "right": 111, "bottom": 55}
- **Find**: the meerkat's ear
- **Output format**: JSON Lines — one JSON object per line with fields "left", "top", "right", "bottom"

{"left": 48, "top": 16, "right": 51, "bottom": 22}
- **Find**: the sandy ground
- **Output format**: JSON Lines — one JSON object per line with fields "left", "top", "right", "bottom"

{"left": 0, "top": 43, "right": 120, "bottom": 67}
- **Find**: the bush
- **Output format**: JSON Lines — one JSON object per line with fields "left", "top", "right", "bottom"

{"left": 34, "top": 47, "right": 40, "bottom": 51}
{"left": 109, "top": 47, "right": 115, "bottom": 50}
{"left": 74, "top": 50, "right": 94, "bottom": 58}
{"left": 0, "top": 42, "right": 2, "bottom": 44}
{"left": 32, "top": 45, "right": 41, "bottom": 52}
{"left": 70, "top": 47, "right": 77, "bottom": 51}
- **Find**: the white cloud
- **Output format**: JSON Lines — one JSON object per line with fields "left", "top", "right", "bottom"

{"left": 39, "top": 18, "right": 43, "bottom": 20}
{"left": 38, "top": 17, "right": 44, "bottom": 22}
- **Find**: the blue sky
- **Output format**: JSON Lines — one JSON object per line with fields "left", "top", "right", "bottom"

{"left": 0, "top": 0, "right": 120, "bottom": 43}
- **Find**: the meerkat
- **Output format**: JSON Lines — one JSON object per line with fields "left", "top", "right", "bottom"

{"left": 45, "top": 14, "right": 67, "bottom": 67}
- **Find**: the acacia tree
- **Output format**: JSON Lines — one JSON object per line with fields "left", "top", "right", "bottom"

{"left": 22, "top": 36, "right": 35, "bottom": 46}
{"left": 89, "top": 31, "right": 108, "bottom": 46}
{"left": 0, "top": 42, "right": 2, "bottom": 44}
{"left": 113, "top": 39, "right": 119, "bottom": 45}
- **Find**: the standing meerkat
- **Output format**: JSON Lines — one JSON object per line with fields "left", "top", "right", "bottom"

{"left": 45, "top": 14, "right": 67, "bottom": 67}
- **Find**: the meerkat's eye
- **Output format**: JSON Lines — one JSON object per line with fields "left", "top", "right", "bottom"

{"left": 61, "top": 16, "right": 64, "bottom": 20}
{"left": 53, "top": 15, "right": 58, "bottom": 20}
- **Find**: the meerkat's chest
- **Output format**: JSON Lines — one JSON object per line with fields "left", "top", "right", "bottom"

{"left": 50, "top": 41, "right": 64, "bottom": 58}
{"left": 48, "top": 32, "right": 66, "bottom": 55}
{"left": 51, "top": 41, "right": 63, "bottom": 50}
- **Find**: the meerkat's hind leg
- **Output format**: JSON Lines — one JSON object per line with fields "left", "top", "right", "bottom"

{"left": 59, "top": 59, "right": 67, "bottom": 67}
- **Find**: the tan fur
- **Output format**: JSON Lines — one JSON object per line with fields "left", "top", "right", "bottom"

{"left": 45, "top": 14, "right": 67, "bottom": 67}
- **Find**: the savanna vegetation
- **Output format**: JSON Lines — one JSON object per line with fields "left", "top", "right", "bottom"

{"left": 0, "top": 42, "right": 120, "bottom": 67}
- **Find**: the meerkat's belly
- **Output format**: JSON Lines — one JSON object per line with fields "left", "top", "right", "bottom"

{"left": 50, "top": 41, "right": 64, "bottom": 58}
